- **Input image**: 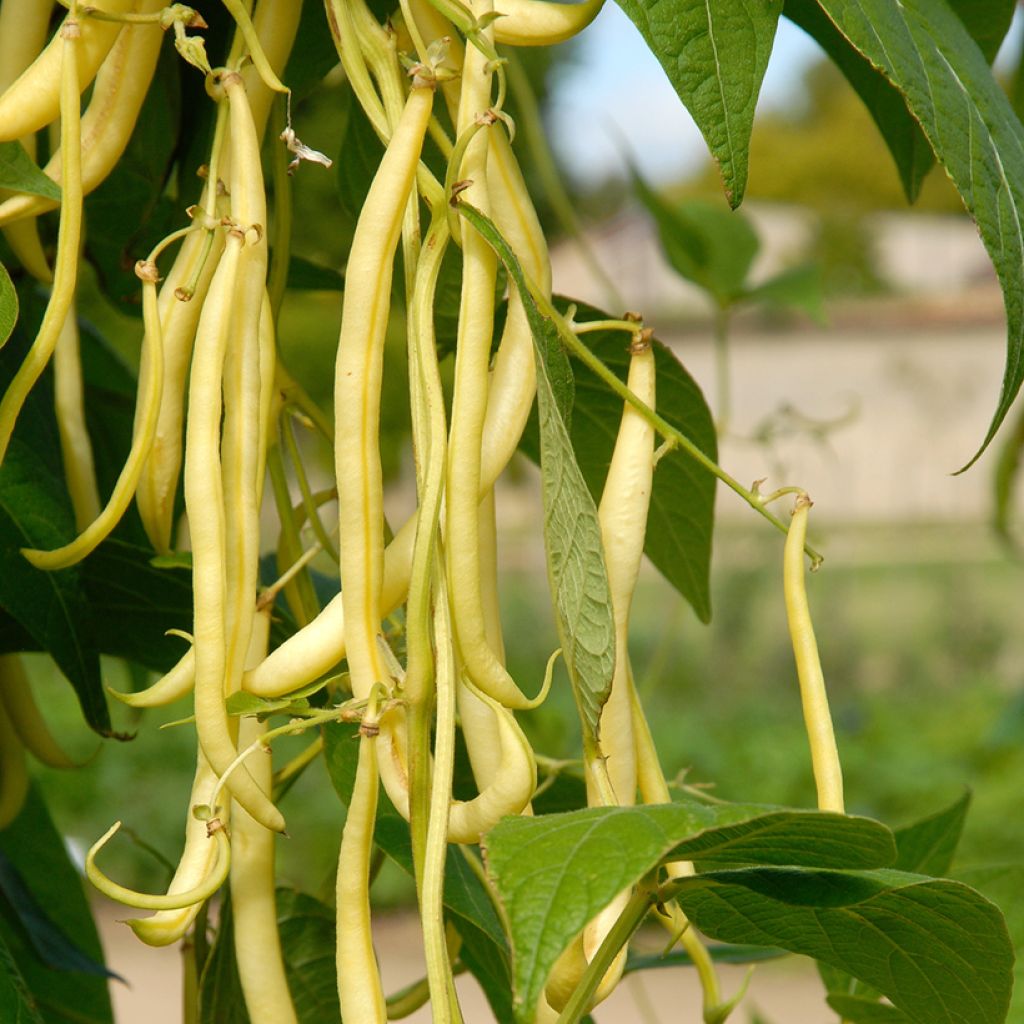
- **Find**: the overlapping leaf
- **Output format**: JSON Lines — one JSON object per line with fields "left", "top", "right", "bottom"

{"left": 0, "top": 142, "right": 61, "bottom": 200}
{"left": 0, "top": 787, "right": 112, "bottom": 1024}
{"left": 612, "top": 0, "right": 783, "bottom": 206}
{"left": 0, "top": 265, "right": 14, "bottom": 350}
{"left": 678, "top": 867, "right": 1013, "bottom": 1024}
{"left": 484, "top": 801, "right": 895, "bottom": 1022}
{"left": 458, "top": 202, "right": 615, "bottom": 737}
{"left": 808, "top": 0, "right": 1024, "bottom": 464}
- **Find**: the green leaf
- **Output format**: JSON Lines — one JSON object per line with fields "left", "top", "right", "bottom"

{"left": 198, "top": 896, "right": 249, "bottom": 1024}
{"left": 953, "top": 864, "right": 1024, "bottom": 1024}
{"left": 85, "top": 43, "right": 181, "bottom": 310}
{"left": 612, "top": 0, "right": 783, "bottom": 206}
{"left": 0, "top": 143, "right": 61, "bottom": 201}
{"left": 458, "top": 201, "right": 614, "bottom": 738}
{"left": 677, "top": 867, "right": 1013, "bottom": 1024}
{"left": 808, "top": 0, "right": 1024, "bottom": 465}
{"left": 0, "top": 939, "right": 44, "bottom": 1024}
{"left": 336, "top": 86, "right": 385, "bottom": 236}
{"left": 0, "top": 786, "right": 113, "bottom": 1024}
{"left": 0, "top": 442, "right": 109, "bottom": 735}
{"left": 954, "top": 864, "right": 1024, "bottom": 950}
{"left": 283, "top": 0, "right": 340, "bottom": 100}
{"left": 525, "top": 301, "right": 718, "bottom": 622}
{"left": 625, "top": 943, "right": 785, "bottom": 974}
{"left": 0, "top": 852, "right": 119, "bottom": 981}
{"left": 742, "top": 263, "right": 825, "bottom": 323}
{"left": 0, "top": 264, "right": 15, "bottom": 351}
{"left": 81, "top": 539, "right": 193, "bottom": 675}
{"left": 631, "top": 176, "right": 759, "bottom": 305}
{"left": 276, "top": 889, "right": 341, "bottom": 1023}
{"left": 818, "top": 792, "right": 972, "bottom": 1013}
{"left": 225, "top": 690, "right": 312, "bottom": 716}
{"left": 286, "top": 256, "right": 343, "bottom": 291}
{"left": 826, "top": 994, "right": 910, "bottom": 1023}
{"left": 893, "top": 790, "right": 970, "bottom": 876}
{"left": 483, "top": 801, "right": 895, "bottom": 1022}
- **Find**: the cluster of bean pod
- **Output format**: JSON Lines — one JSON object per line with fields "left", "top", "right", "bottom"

{"left": 0, "top": 1, "right": 843, "bottom": 1021}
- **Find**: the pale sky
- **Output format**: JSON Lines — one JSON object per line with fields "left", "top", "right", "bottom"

{"left": 547, "top": 4, "right": 1024, "bottom": 186}
{"left": 546, "top": 6, "right": 822, "bottom": 185}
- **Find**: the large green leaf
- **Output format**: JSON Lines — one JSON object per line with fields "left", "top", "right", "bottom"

{"left": 81, "top": 540, "right": 193, "bottom": 674}
{"left": 0, "top": 787, "right": 113, "bottom": 1024}
{"left": 826, "top": 994, "right": 910, "bottom": 1023}
{"left": 677, "top": 867, "right": 1013, "bottom": 1024}
{"left": 954, "top": 864, "right": 1024, "bottom": 1024}
{"left": 783, "top": 0, "right": 1014, "bottom": 204}
{"left": 483, "top": 801, "right": 895, "bottom": 1022}
{"left": 520, "top": 301, "right": 718, "bottom": 622}
{"left": 819, "top": 792, "right": 972, "bottom": 1013}
{"left": 198, "top": 896, "right": 249, "bottom": 1024}
{"left": 0, "top": 442, "right": 108, "bottom": 735}
{"left": 458, "top": 202, "right": 614, "bottom": 738}
{"left": 808, "top": 0, "right": 1024, "bottom": 465}
{"left": 612, "top": 0, "right": 783, "bottom": 206}
{"left": 0, "top": 143, "right": 61, "bottom": 201}
{"left": 0, "top": 939, "right": 44, "bottom": 1024}
{"left": 276, "top": 889, "right": 341, "bottom": 1023}
{"left": 0, "top": 264, "right": 15, "bottom": 350}
{"left": 893, "top": 790, "right": 970, "bottom": 876}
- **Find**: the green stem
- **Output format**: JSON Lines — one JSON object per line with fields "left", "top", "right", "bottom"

{"left": 539, "top": 295, "right": 823, "bottom": 566}
{"left": 386, "top": 964, "right": 468, "bottom": 1019}
{"left": 281, "top": 414, "right": 339, "bottom": 563}
{"left": 267, "top": 442, "right": 320, "bottom": 625}
{"left": 554, "top": 885, "right": 654, "bottom": 1024}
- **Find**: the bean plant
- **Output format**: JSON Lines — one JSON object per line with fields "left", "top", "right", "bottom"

{"left": 0, "top": 1, "right": 1021, "bottom": 1023}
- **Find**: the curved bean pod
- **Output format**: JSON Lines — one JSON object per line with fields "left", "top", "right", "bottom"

{"left": 124, "top": 751, "right": 225, "bottom": 945}
{"left": 0, "top": 16, "right": 83, "bottom": 468}
{"left": 87, "top": 817, "right": 230, "bottom": 911}
{"left": 0, "top": 1, "right": 133, "bottom": 143}
{"left": 0, "top": 654, "right": 79, "bottom": 770}
{"left": 0, "top": 2, "right": 164, "bottom": 226}
{"left": 23, "top": 256, "right": 165, "bottom": 569}
{"left": 0, "top": 694, "right": 28, "bottom": 829}
{"left": 492, "top": 0, "right": 604, "bottom": 46}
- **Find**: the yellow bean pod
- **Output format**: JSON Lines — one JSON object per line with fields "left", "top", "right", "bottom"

{"left": 334, "top": 80, "right": 435, "bottom": 703}
{"left": 229, "top": 613, "right": 297, "bottom": 1024}
{"left": 124, "top": 752, "right": 226, "bottom": 946}
{"left": 784, "top": 494, "right": 844, "bottom": 813}
{"left": 0, "top": 654, "right": 79, "bottom": 770}
{"left": 493, "top": 0, "right": 604, "bottom": 46}
{"left": 0, "top": 15, "right": 84, "bottom": 467}
{"left": 0, "top": 0, "right": 134, "bottom": 143}
{"left": 0, "top": 1, "right": 164, "bottom": 226}
{"left": 23, "top": 257, "right": 165, "bottom": 569}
